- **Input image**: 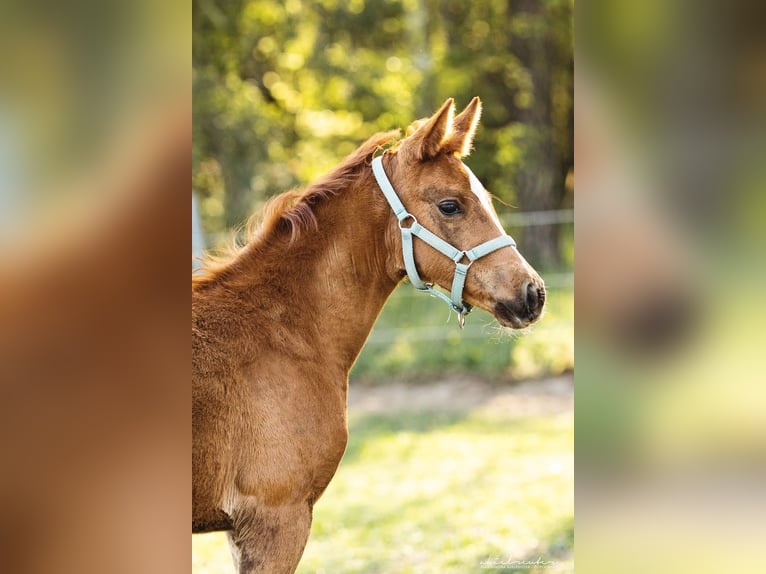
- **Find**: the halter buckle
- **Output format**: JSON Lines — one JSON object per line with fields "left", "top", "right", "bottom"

{"left": 453, "top": 301, "right": 473, "bottom": 328}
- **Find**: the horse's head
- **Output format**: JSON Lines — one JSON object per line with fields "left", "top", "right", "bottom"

{"left": 379, "top": 97, "right": 545, "bottom": 329}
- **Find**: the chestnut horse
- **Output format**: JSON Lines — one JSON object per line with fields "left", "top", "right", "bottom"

{"left": 192, "top": 98, "right": 545, "bottom": 573}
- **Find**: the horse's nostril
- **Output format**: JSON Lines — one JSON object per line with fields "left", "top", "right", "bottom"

{"left": 526, "top": 281, "right": 539, "bottom": 311}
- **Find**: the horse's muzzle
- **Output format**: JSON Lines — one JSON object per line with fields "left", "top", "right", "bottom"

{"left": 494, "top": 279, "right": 546, "bottom": 328}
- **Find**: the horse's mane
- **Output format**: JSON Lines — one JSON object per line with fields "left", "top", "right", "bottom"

{"left": 193, "top": 129, "right": 401, "bottom": 287}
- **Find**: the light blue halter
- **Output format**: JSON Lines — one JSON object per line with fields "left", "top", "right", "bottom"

{"left": 372, "top": 155, "right": 516, "bottom": 328}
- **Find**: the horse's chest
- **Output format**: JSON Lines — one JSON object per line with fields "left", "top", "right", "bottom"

{"left": 236, "top": 381, "right": 349, "bottom": 505}
{"left": 288, "top": 400, "right": 348, "bottom": 477}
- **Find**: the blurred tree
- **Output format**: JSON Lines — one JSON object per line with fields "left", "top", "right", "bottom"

{"left": 193, "top": 0, "right": 572, "bottom": 266}
{"left": 435, "top": 0, "right": 573, "bottom": 267}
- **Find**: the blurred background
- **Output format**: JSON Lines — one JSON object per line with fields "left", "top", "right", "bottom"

{"left": 0, "top": 1, "right": 189, "bottom": 573}
{"left": 577, "top": 1, "right": 766, "bottom": 573}
{"left": 193, "top": 0, "right": 573, "bottom": 572}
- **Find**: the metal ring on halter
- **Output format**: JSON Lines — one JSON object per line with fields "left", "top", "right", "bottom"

{"left": 398, "top": 213, "right": 418, "bottom": 230}
{"left": 453, "top": 251, "right": 475, "bottom": 268}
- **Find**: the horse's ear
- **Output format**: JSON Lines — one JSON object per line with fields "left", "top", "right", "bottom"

{"left": 405, "top": 98, "right": 455, "bottom": 161}
{"left": 444, "top": 97, "right": 482, "bottom": 157}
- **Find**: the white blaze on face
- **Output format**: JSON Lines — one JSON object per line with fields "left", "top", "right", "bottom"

{"left": 462, "top": 163, "right": 506, "bottom": 234}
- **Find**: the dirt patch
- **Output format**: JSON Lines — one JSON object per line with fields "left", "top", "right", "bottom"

{"left": 348, "top": 373, "right": 573, "bottom": 417}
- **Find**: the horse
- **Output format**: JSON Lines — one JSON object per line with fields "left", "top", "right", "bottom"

{"left": 192, "top": 97, "right": 545, "bottom": 574}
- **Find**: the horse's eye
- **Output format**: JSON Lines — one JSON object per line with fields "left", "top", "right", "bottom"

{"left": 437, "top": 200, "right": 462, "bottom": 216}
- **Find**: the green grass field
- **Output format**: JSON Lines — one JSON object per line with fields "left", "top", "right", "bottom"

{"left": 192, "top": 380, "right": 573, "bottom": 574}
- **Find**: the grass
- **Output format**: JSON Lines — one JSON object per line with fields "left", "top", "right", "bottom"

{"left": 192, "top": 401, "right": 573, "bottom": 573}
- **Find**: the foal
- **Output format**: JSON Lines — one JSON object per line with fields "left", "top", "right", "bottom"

{"left": 192, "top": 97, "right": 545, "bottom": 573}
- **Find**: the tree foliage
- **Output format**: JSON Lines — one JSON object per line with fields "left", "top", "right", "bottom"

{"left": 193, "top": 0, "right": 572, "bottom": 266}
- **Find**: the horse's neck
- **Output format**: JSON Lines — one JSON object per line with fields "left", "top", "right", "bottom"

{"left": 241, "top": 174, "right": 399, "bottom": 374}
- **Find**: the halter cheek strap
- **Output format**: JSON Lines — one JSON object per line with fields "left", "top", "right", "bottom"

{"left": 372, "top": 156, "right": 516, "bottom": 328}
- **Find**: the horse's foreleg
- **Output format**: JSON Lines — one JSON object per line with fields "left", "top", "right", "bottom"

{"left": 227, "top": 502, "right": 312, "bottom": 574}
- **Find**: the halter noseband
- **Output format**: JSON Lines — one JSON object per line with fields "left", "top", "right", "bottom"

{"left": 372, "top": 155, "right": 516, "bottom": 328}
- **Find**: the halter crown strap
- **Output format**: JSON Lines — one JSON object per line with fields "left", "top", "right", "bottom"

{"left": 372, "top": 156, "right": 516, "bottom": 328}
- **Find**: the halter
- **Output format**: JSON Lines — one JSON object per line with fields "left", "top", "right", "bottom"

{"left": 372, "top": 156, "right": 516, "bottom": 328}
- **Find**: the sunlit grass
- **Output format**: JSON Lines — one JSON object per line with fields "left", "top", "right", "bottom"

{"left": 193, "top": 534, "right": 230, "bottom": 574}
{"left": 192, "top": 407, "right": 573, "bottom": 573}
